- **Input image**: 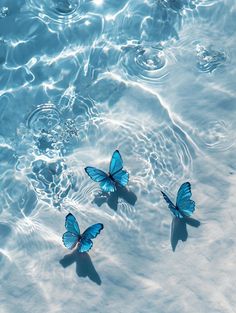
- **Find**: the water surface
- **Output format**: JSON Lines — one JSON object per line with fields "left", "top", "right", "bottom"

{"left": 0, "top": 1, "right": 235, "bottom": 312}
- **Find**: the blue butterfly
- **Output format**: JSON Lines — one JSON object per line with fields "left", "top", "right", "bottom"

{"left": 62, "top": 213, "right": 104, "bottom": 253}
{"left": 85, "top": 150, "right": 129, "bottom": 193}
{"left": 161, "top": 182, "right": 195, "bottom": 218}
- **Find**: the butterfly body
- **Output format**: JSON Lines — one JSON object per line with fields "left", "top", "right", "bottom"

{"left": 85, "top": 150, "right": 129, "bottom": 193}
{"left": 161, "top": 182, "right": 195, "bottom": 219}
{"left": 108, "top": 173, "right": 114, "bottom": 180}
{"left": 62, "top": 213, "right": 103, "bottom": 253}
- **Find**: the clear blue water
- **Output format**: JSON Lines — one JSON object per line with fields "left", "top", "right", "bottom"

{"left": 0, "top": 1, "right": 235, "bottom": 312}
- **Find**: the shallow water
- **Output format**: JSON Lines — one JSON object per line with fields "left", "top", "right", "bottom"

{"left": 0, "top": 0, "right": 235, "bottom": 312}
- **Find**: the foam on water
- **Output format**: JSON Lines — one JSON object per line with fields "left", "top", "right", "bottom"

{"left": 0, "top": 0, "right": 236, "bottom": 312}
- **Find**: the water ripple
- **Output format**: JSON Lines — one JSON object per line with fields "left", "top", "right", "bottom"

{"left": 27, "top": 103, "right": 61, "bottom": 135}
{"left": 121, "top": 44, "right": 168, "bottom": 83}
{"left": 110, "top": 1, "right": 182, "bottom": 44}
{"left": 28, "top": 159, "right": 76, "bottom": 208}
{"left": 0, "top": 6, "right": 8, "bottom": 18}
{"left": 0, "top": 171, "right": 38, "bottom": 217}
{"left": 25, "top": 95, "right": 100, "bottom": 157}
{"left": 27, "top": 0, "right": 81, "bottom": 24}
{"left": 194, "top": 120, "right": 235, "bottom": 152}
{"left": 196, "top": 44, "right": 227, "bottom": 73}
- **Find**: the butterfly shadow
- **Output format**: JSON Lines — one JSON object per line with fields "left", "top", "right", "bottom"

{"left": 93, "top": 185, "right": 137, "bottom": 211}
{"left": 171, "top": 216, "right": 201, "bottom": 252}
{"left": 59, "top": 250, "right": 102, "bottom": 285}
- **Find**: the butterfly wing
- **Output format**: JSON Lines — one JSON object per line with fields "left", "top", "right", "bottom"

{"left": 109, "top": 150, "right": 129, "bottom": 187}
{"left": 112, "top": 170, "right": 129, "bottom": 187}
{"left": 85, "top": 166, "right": 116, "bottom": 192}
{"left": 65, "top": 213, "right": 80, "bottom": 235}
{"left": 100, "top": 178, "right": 116, "bottom": 193}
{"left": 85, "top": 166, "right": 113, "bottom": 192}
{"left": 161, "top": 191, "right": 183, "bottom": 218}
{"left": 78, "top": 223, "right": 104, "bottom": 253}
{"left": 109, "top": 150, "right": 123, "bottom": 175}
{"left": 85, "top": 166, "right": 108, "bottom": 182}
{"left": 82, "top": 223, "right": 104, "bottom": 240}
{"left": 176, "top": 182, "right": 195, "bottom": 217}
{"left": 78, "top": 239, "right": 93, "bottom": 253}
{"left": 62, "top": 213, "right": 80, "bottom": 249}
{"left": 62, "top": 231, "right": 79, "bottom": 249}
